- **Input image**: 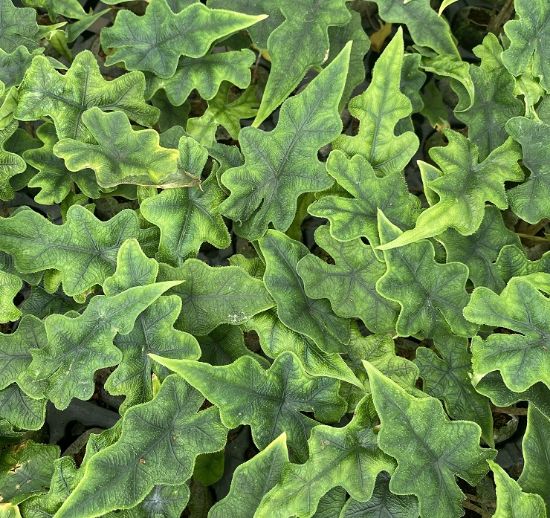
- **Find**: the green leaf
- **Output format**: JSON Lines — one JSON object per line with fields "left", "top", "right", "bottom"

{"left": 253, "top": 0, "right": 350, "bottom": 125}
{"left": 102, "top": 239, "right": 200, "bottom": 413}
{"left": 308, "top": 151, "right": 421, "bottom": 247}
{"left": 219, "top": 43, "right": 351, "bottom": 240}
{"left": 0, "top": 385, "right": 45, "bottom": 431}
{"left": 0, "top": 270, "right": 21, "bottom": 323}
{"left": 365, "top": 362, "right": 495, "bottom": 518}
{"left": 501, "top": 0, "right": 550, "bottom": 92}
{"left": 490, "top": 460, "right": 547, "bottom": 518}
{"left": 56, "top": 375, "right": 226, "bottom": 518}
{"left": 24, "top": 123, "right": 100, "bottom": 205}
{"left": 0, "top": 46, "right": 35, "bottom": 88}
{"left": 23, "top": 0, "right": 86, "bottom": 19}
{"left": 297, "top": 225, "right": 398, "bottom": 334}
{"left": 15, "top": 51, "right": 158, "bottom": 140}
{"left": 153, "top": 352, "right": 346, "bottom": 460}
{"left": 333, "top": 29, "right": 418, "bottom": 176}
{"left": 376, "top": 212, "right": 477, "bottom": 339}
{"left": 141, "top": 178, "right": 230, "bottom": 266}
{"left": 158, "top": 259, "right": 274, "bottom": 335}
{"left": 518, "top": 404, "right": 550, "bottom": 510}
{"left": 464, "top": 277, "right": 550, "bottom": 392}
{"left": 0, "top": 121, "right": 26, "bottom": 200}
{"left": 379, "top": 134, "right": 523, "bottom": 249}
{"left": 340, "top": 472, "right": 419, "bottom": 518}
{"left": 100, "top": 0, "right": 265, "bottom": 78}
{"left": 0, "top": 0, "right": 40, "bottom": 52}
{"left": 257, "top": 397, "right": 395, "bottom": 518}
{"left": 259, "top": 230, "right": 350, "bottom": 353}
{"left": 370, "top": 0, "right": 459, "bottom": 56}
{"left": 244, "top": 309, "right": 361, "bottom": 387}
{"left": 505, "top": 117, "right": 550, "bottom": 223}
{"left": 455, "top": 34, "right": 523, "bottom": 160}
{"left": 209, "top": 434, "right": 289, "bottom": 518}
{"left": 438, "top": 206, "right": 520, "bottom": 290}
{"left": 0, "top": 441, "right": 59, "bottom": 505}
{"left": 495, "top": 245, "right": 550, "bottom": 287}
{"left": 415, "top": 337, "right": 493, "bottom": 445}
{"left": 146, "top": 49, "right": 255, "bottom": 106}
{"left": 0, "top": 205, "right": 149, "bottom": 296}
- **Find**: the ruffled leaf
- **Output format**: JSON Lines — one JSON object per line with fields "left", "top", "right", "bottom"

{"left": 0, "top": 121, "right": 26, "bottom": 200}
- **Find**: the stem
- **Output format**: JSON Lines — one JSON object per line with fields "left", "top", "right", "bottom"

{"left": 517, "top": 233, "right": 550, "bottom": 244}
{"left": 493, "top": 406, "right": 528, "bottom": 416}
{"left": 463, "top": 500, "right": 488, "bottom": 517}
{"left": 489, "top": 0, "right": 514, "bottom": 35}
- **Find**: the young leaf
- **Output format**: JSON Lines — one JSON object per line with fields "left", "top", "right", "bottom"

{"left": 55, "top": 375, "right": 227, "bottom": 518}
{"left": 100, "top": 0, "right": 265, "bottom": 78}
{"left": 0, "top": 205, "right": 148, "bottom": 296}
{"left": 490, "top": 460, "right": 547, "bottom": 518}
{"left": 297, "top": 225, "right": 398, "bottom": 334}
{"left": 0, "top": 121, "right": 26, "bottom": 200}
{"left": 0, "top": 0, "right": 40, "bottom": 52}
{"left": 438, "top": 206, "right": 520, "bottom": 291}
{"left": 376, "top": 212, "right": 477, "bottom": 339}
{"left": 464, "top": 277, "right": 550, "bottom": 392}
{"left": 518, "top": 404, "right": 550, "bottom": 509}
{"left": 146, "top": 49, "right": 255, "bottom": 106}
{"left": 415, "top": 337, "right": 493, "bottom": 445}
{"left": 505, "top": 117, "right": 550, "bottom": 223}
{"left": 260, "top": 230, "right": 350, "bottom": 353}
{"left": 379, "top": 134, "right": 523, "bottom": 249}
{"left": 158, "top": 260, "right": 274, "bottom": 335}
{"left": 253, "top": 0, "right": 350, "bottom": 125}
{"left": 24, "top": 123, "right": 100, "bottom": 205}
{"left": 257, "top": 397, "right": 395, "bottom": 518}
{"left": 209, "top": 434, "right": 289, "bottom": 518}
{"left": 141, "top": 176, "right": 230, "bottom": 265}
{"left": 501, "top": 0, "right": 550, "bottom": 92}
{"left": 153, "top": 352, "right": 346, "bottom": 460}
{"left": 365, "top": 362, "right": 495, "bottom": 518}
{"left": 333, "top": 29, "right": 418, "bottom": 175}
{"left": 308, "top": 151, "right": 421, "bottom": 246}
{"left": 15, "top": 51, "right": 158, "bottom": 140}
{"left": 219, "top": 43, "right": 351, "bottom": 240}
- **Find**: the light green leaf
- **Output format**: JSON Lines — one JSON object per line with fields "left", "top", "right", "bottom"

{"left": 438, "top": 206, "right": 520, "bottom": 290}
{"left": 0, "top": 441, "right": 59, "bottom": 505}
{"left": 371, "top": 0, "right": 459, "bottom": 56}
{"left": 464, "top": 277, "right": 550, "bottom": 392}
{"left": 25, "top": 123, "right": 100, "bottom": 205}
{"left": 455, "top": 34, "right": 523, "bottom": 160}
{"left": 158, "top": 259, "right": 274, "bottom": 335}
{"left": 146, "top": 49, "right": 255, "bottom": 106}
{"left": 54, "top": 108, "right": 186, "bottom": 189}
{"left": 0, "top": 205, "right": 150, "bottom": 296}
{"left": 56, "top": 375, "right": 227, "bottom": 518}
{"left": 153, "top": 352, "right": 346, "bottom": 460}
{"left": 0, "top": 385, "right": 46, "bottom": 431}
{"left": 365, "top": 362, "right": 495, "bottom": 518}
{"left": 23, "top": 0, "right": 86, "bottom": 19}
{"left": 297, "top": 225, "right": 398, "bottom": 334}
{"left": 519, "top": 404, "right": 550, "bottom": 510}
{"left": 334, "top": 29, "right": 418, "bottom": 175}
{"left": 253, "top": 0, "right": 350, "bottom": 125}
{"left": 257, "top": 397, "right": 395, "bottom": 518}
{"left": 219, "top": 43, "right": 351, "bottom": 240}
{"left": 340, "top": 472, "right": 419, "bottom": 518}
{"left": 141, "top": 179, "right": 230, "bottom": 266}
{"left": 100, "top": 0, "right": 265, "bottom": 78}
{"left": 0, "top": 0, "right": 40, "bottom": 52}
{"left": 379, "top": 134, "right": 523, "bottom": 249}
{"left": 0, "top": 121, "right": 26, "bottom": 200}
{"left": 15, "top": 51, "right": 158, "bottom": 140}
{"left": 376, "top": 212, "right": 477, "bottom": 339}
{"left": 415, "top": 337, "right": 493, "bottom": 445}
{"left": 244, "top": 309, "right": 361, "bottom": 387}
{"left": 260, "top": 230, "right": 350, "bottom": 353}
{"left": 490, "top": 460, "right": 547, "bottom": 518}
{"left": 308, "top": 151, "right": 420, "bottom": 247}
{"left": 0, "top": 270, "right": 21, "bottom": 323}
{"left": 495, "top": 245, "right": 550, "bottom": 287}
{"left": 505, "top": 116, "right": 550, "bottom": 223}
{"left": 501, "top": 0, "right": 550, "bottom": 92}
{"left": 209, "top": 434, "right": 288, "bottom": 518}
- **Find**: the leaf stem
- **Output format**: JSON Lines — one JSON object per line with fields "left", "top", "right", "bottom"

{"left": 492, "top": 406, "right": 528, "bottom": 416}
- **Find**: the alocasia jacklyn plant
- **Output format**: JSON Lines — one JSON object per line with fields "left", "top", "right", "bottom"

{"left": 0, "top": 0, "right": 549, "bottom": 517}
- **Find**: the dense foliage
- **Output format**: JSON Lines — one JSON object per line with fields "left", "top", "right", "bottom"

{"left": 0, "top": 0, "right": 548, "bottom": 517}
